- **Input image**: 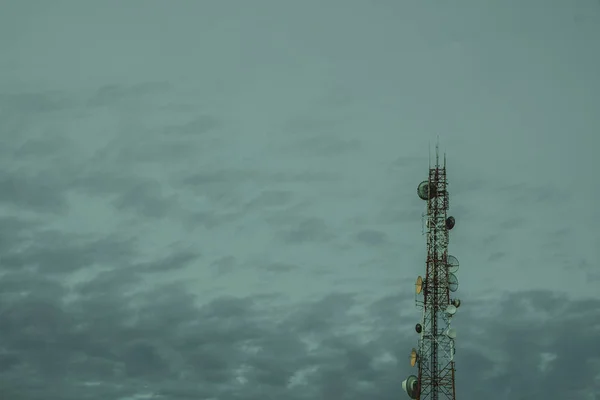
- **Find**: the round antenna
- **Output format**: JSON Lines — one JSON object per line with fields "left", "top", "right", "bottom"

{"left": 415, "top": 323, "right": 422, "bottom": 334}
{"left": 447, "top": 255, "right": 459, "bottom": 273}
{"left": 417, "top": 181, "right": 437, "bottom": 201}
{"left": 448, "top": 273, "right": 459, "bottom": 292}
{"left": 410, "top": 348, "right": 418, "bottom": 367}
{"left": 445, "top": 328, "right": 457, "bottom": 339}
{"left": 445, "top": 216, "right": 456, "bottom": 230}
{"left": 445, "top": 304, "right": 457, "bottom": 315}
{"left": 402, "top": 375, "right": 419, "bottom": 399}
{"left": 415, "top": 276, "right": 423, "bottom": 295}
{"left": 452, "top": 298, "right": 461, "bottom": 308}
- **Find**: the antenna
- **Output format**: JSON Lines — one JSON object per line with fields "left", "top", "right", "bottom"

{"left": 403, "top": 143, "right": 461, "bottom": 400}
{"left": 410, "top": 348, "right": 419, "bottom": 367}
{"left": 415, "top": 276, "right": 423, "bottom": 295}
{"left": 447, "top": 255, "right": 459, "bottom": 273}
{"left": 445, "top": 304, "right": 457, "bottom": 316}
{"left": 444, "top": 150, "right": 447, "bottom": 169}
{"left": 445, "top": 328, "right": 457, "bottom": 339}
{"left": 428, "top": 141, "right": 431, "bottom": 169}
{"left": 448, "top": 273, "right": 459, "bottom": 292}
{"left": 435, "top": 136, "right": 440, "bottom": 168}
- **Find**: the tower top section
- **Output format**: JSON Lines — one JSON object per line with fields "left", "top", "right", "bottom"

{"left": 429, "top": 135, "right": 446, "bottom": 170}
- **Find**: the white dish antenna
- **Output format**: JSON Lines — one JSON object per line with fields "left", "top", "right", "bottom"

{"left": 447, "top": 255, "right": 459, "bottom": 273}
{"left": 448, "top": 273, "right": 459, "bottom": 292}
{"left": 445, "top": 304, "right": 457, "bottom": 316}
{"left": 402, "top": 375, "right": 419, "bottom": 399}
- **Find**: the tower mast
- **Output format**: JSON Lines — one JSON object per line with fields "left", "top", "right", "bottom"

{"left": 403, "top": 143, "right": 460, "bottom": 400}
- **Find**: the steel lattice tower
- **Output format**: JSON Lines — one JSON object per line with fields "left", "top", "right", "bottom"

{"left": 402, "top": 143, "right": 461, "bottom": 400}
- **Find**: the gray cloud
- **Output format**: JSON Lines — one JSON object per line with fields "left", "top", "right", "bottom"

{"left": 211, "top": 255, "right": 236, "bottom": 275}
{"left": 0, "top": 91, "right": 71, "bottom": 115}
{"left": 261, "top": 262, "right": 299, "bottom": 273}
{"left": 487, "top": 251, "right": 507, "bottom": 262}
{"left": 279, "top": 217, "right": 334, "bottom": 244}
{"left": 281, "top": 115, "right": 340, "bottom": 135}
{"left": 245, "top": 190, "right": 295, "bottom": 210}
{"left": 1, "top": 237, "right": 599, "bottom": 399}
{"left": 281, "top": 134, "right": 363, "bottom": 157}
{"left": 111, "top": 179, "right": 176, "bottom": 219}
{"left": 0, "top": 169, "right": 68, "bottom": 214}
{"left": 356, "top": 229, "right": 389, "bottom": 246}
{"left": 162, "top": 115, "right": 221, "bottom": 136}
{"left": 87, "top": 82, "right": 170, "bottom": 107}
{"left": 1, "top": 228, "right": 135, "bottom": 275}
{"left": 1, "top": 0, "right": 598, "bottom": 398}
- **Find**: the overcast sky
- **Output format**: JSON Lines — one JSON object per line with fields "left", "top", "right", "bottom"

{"left": 1, "top": 1, "right": 599, "bottom": 399}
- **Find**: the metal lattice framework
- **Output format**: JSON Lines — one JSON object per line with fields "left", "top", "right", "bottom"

{"left": 403, "top": 144, "right": 460, "bottom": 400}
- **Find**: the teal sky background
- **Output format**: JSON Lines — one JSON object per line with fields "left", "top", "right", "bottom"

{"left": 1, "top": 1, "right": 599, "bottom": 399}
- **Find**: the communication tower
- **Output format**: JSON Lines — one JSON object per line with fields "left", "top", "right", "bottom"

{"left": 402, "top": 142, "right": 461, "bottom": 400}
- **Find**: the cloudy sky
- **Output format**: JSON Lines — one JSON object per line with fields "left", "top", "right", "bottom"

{"left": 1, "top": 1, "right": 599, "bottom": 399}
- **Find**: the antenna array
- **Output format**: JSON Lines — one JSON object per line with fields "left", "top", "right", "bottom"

{"left": 403, "top": 143, "right": 461, "bottom": 400}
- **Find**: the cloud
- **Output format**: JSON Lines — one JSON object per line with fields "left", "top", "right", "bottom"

{"left": 87, "top": 82, "right": 170, "bottom": 107}
{"left": 279, "top": 217, "right": 334, "bottom": 244}
{"left": 0, "top": 169, "right": 69, "bottom": 214}
{"left": 0, "top": 91, "right": 71, "bottom": 115}
{"left": 487, "top": 251, "right": 506, "bottom": 262}
{"left": 280, "top": 134, "right": 363, "bottom": 157}
{"left": 1, "top": 247, "right": 599, "bottom": 400}
{"left": 1, "top": 227, "right": 135, "bottom": 275}
{"left": 137, "top": 251, "right": 200, "bottom": 273}
{"left": 244, "top": 190, "right": 295, "bottom": 210}
{"left": 261, "top": 262, "right": 299, "bottom": 273}
{"left": 1, "top": 1, "right": 598, "bottom": 398}
{"left": 162, "top": 115, "right": 221, "bottom": 136}
{"left": 210, "top": 255, "right": 236, "bottom": 275}
{"left": 455, "top": 291, "right": 600, "bottom": 398}
{"left": 355, "top": 229, "right": 388, "bottom": 246}
{"left": 281, "top": 115, "right": 339, "bottom": 136}
{"left": 111, "top": 180, "right": 177, "bottom": 219}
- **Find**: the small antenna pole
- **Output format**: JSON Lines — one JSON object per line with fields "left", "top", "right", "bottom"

{"left": 435, "top": 135, "right": 440, "bottom": 168}
{"left": 444, "top": 148, "right": 447, "bottom": 169}
{"left": 428, "top": 141, "right": 431, "bottom": 169}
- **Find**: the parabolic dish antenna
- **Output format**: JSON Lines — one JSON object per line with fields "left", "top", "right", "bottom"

{"left": 410, "top": 348, "right": 418, "bottom": 367}
{"left": 447, "top": 255, "right": 459, "bottom": 273}
{"left": 448, "top": 273, "right": 459, "bottom": 292}
{"left": 415, "top": 323, "right": 422, "bottom": 334}
{"left": 445, "top": 328, "right": 457, "bottom": 339}
{"left": 417, "top": 181, "right": 437, "bottom": 201}
{"left": 402, "top": 375, "right": 419, "bottom": 399}
{"left": 445, "top": 216, "right": 456, "bottom": 230}
{"left": 445, "top": 304, "right": 457, "bottom": 315}
{"left": 415, "top": 276, "right": 423, "bottom": 294}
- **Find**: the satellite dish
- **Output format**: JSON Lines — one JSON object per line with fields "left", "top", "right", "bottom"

{"left": 415, "top": 323, "right": 422, "bottom": 334}
{"left": 448, "top": 273, "right": 459, "bottom": 292}
{"left": 445, "top": 328, "right": 457, "bottom": 339}
{"left": 445, "top": 304, "right": 457, "bottom": 315}
{"left": 445, "top": 216, "right": 456, "bottom": 230}
{"left": 410, "top": 348, "right": 418, "bottom": 367}
{"left": 452, "top": 298, "right": 461, "bottom": 308}
{"left": 417, "top": 181, "right": 437, "bottom": 201}
{"left": 447, "top": 255, "right": 459, "bottom": 273}
{"left": 402, "top": 375, "right": 419, "bottom": 399}
{"left": 415, "top": 276, "right": 423, "bottom": 295}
